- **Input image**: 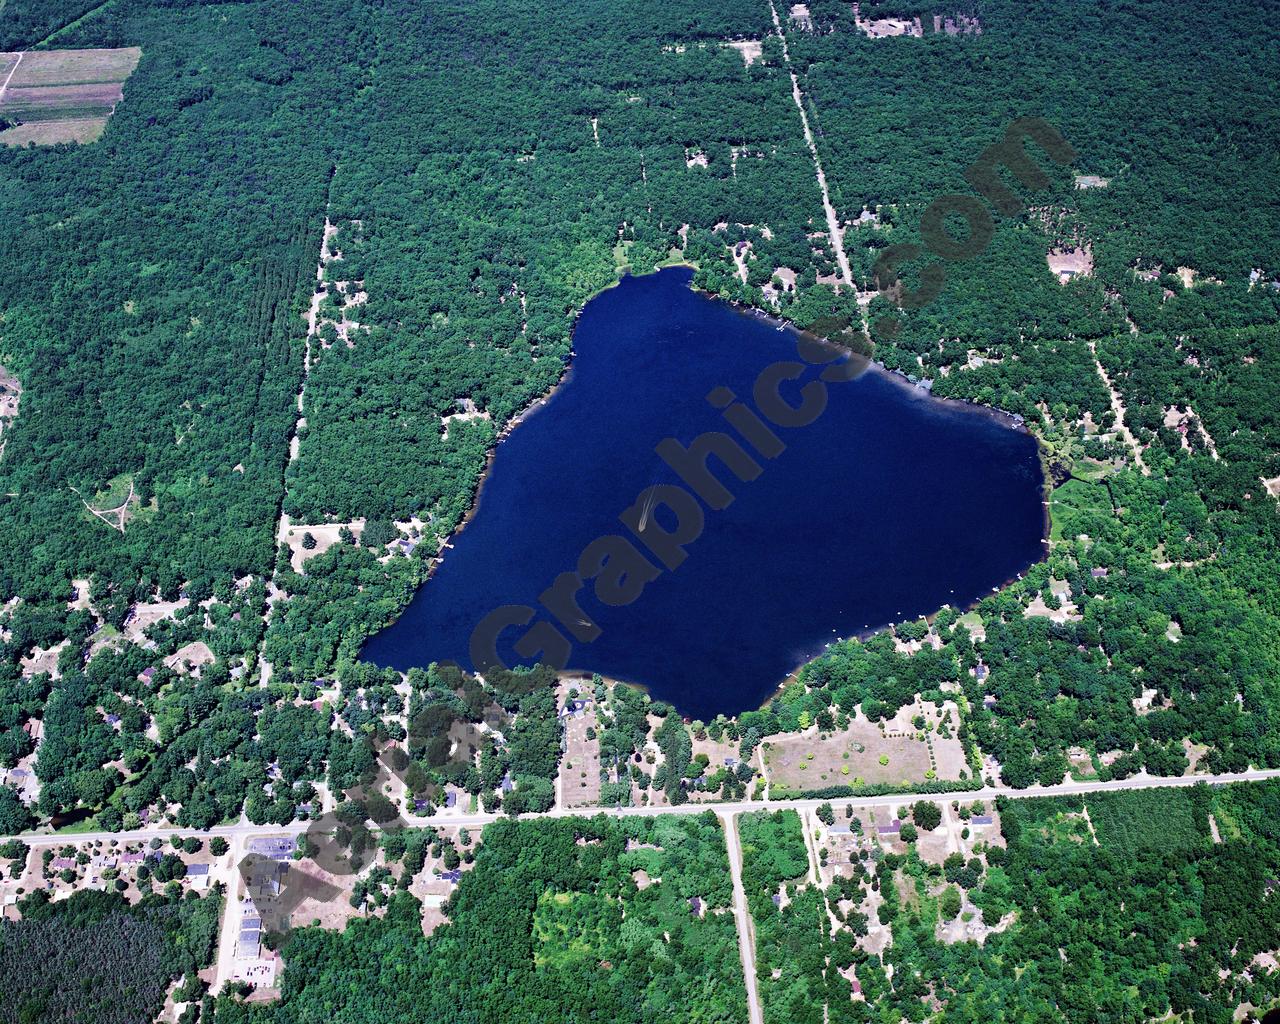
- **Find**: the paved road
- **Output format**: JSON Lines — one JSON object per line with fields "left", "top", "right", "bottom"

{"left": 9, "top": 766, "right": 1280, "bottom": 848}
{"left": 12, "top": 767, "right": 1280, "bottom": 1010}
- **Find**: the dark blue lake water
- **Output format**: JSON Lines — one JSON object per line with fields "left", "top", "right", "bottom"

{"left": 362, "top": 268, "right": 1045, "bottom": 718}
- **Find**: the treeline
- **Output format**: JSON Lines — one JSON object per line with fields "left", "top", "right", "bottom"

{"left": 0, "top": 887, "right": 221, "bottom": 1024}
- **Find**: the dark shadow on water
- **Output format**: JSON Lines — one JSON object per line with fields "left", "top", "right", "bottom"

{"left": 362, "top": 268, "right": 1046, "bottom": 719}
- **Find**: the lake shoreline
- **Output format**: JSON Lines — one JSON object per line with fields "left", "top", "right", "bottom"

{"left": 374, "top": 266, "right": 1050, "bottom": 717}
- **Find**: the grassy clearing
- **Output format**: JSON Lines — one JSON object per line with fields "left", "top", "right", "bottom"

{"left": 1087, "top": 788, "right": 1210, "bottom": 857}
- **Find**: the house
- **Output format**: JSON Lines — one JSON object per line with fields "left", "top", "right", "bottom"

{"left": 137, "top": 667, "right": 156, "bottom": 684}
{"left": 104, "top": 714, "right": 120, "bottom": 725}
{"left": 828, "top": 825, "right": 852, "bottom": 835}
{"left": 558, "top": 699, "right": 587, "bottom": 721}
{"left": 500, "top": 774, "right": 514, "bottom": 794}
{"left": 445, "top": 791, "right": 457, "bottom": 808}
{"left": 186, "top": 863, "right": 211, "bottom": 890}
{"left": 688, "top": 896, "right": 703, "bottom": 917}
{"left": 440, "top": 869, "right": 462, "bottom": 884}
{"left": 1091, "top": 567, "right": 1109, "bottom": 579}
{"left": 974, "top": 663, "right": 988, "bottom": 682}
{"left": 971, "top": 815, "right": 994, "bottom": 826}
{"left": 120, "top": 851, "right": 144, "bottom": 865}
{"left": 723, "top": 757, "right": 737, "bottom": 767}
{"left": 52, "top": 857, "right": 76, "bottom": 870}
{"left": 414, "top": 798, "right": 430, "bottom": 813}
{"left": 877, "top": 819, "right": 901, "bottom": 836}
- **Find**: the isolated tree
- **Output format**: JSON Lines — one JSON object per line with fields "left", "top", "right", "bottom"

{"left": 912, "top": 801, "right": 942, "bottom": 831}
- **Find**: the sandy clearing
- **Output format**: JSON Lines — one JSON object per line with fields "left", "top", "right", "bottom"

{"left": 282, "top": 520, "right": 365, "bottom": 572}
{"left": 1074, "top": 174, "right": 1109, "bottom": 189}
{"left": 853, "top": 3, "right": 923, "bottom": 37}
{"left": 1263, "top": 476, "right": 1280, "bottom": 499}
{"left": 164, "top": 640, "right": 215, "bottom": 675}
{"left": 124, "top": 597, "right": 189, "bottom": 641}
{"left": 440, "top": 402, "right": 491, "bottom": 440}
{"left": 1047, "top": 244, "right": 1093, "bottom": 283}
{"left": 725, "top": 39, "right": 763, "bottom": 66}
{"left": 0, "top": 364, "right": 20, "bottom": 462}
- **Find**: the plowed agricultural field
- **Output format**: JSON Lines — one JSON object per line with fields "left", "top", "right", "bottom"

{"left": 0, "top": 46, "right": 140, "bottom": 146}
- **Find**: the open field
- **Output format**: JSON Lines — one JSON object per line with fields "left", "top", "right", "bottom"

{"left": 0, "top": 116, "right": 106, "bottom": 145}
{"left": 0, "top": 46, "right": 139, "bottom": 146}
{"left": 761, "top": 703, "right": 968, "bottom": 794}
{"left": 5, "top": 47, "right": 140, "bottom": 85}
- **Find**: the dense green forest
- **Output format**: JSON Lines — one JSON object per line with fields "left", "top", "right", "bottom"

{"left": 0, "top": 0, "right": 1277, "bottom": 884}
{"left": 727, "top": 784, "right": 1280, "bottom": 1024}
{"left": 210, "top": 814, "right": 748, "bottom": 1024}
{"left": 0, "top": 886, "right": 221, "bottom": 1024}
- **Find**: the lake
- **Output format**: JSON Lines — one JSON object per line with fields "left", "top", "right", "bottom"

{"left": 361, "top": 267, "right": 1046, "bottom": 719}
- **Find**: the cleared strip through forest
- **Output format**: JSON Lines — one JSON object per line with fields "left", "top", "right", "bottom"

{"left": 766, "top": 0, "right": 854, "bottom": 290}
{"left": 723, "top": 812, "right": 766, "bottom": 1024}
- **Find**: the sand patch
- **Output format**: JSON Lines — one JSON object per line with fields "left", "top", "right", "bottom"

{"left": 440, "top": 398, "right": 491, "bottom": 440}
{"left": 1073, "top": 174, "right": 1109, "bottom": 189}
{"left": 124, "top": 597, "right": 188, "bottom": 641}
{"left": 164, "top": 641, "right": 215, "bottom": 676}
{"left": 1047, "top": 244, "right": 1093, "bottom": 283}
{"left": 282, "top": 520, "right": 365, "bottom": 572}
{"left": 20, "top": 640, "right": 68, "bottom": 679}
{"left": 853, "top": 3, "right": 922, "bottom": 37}
{"left": 725, "top": 39, "right": 764, "bottom": 66}
{"left": 1023, "top": 586, "right": 1082, "bottom": 623}
{"left": 788, "top": 4, "right": 814, "bottom": 30}
{"left": 773, "top": 267, "right": 798, "bottom": 293}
